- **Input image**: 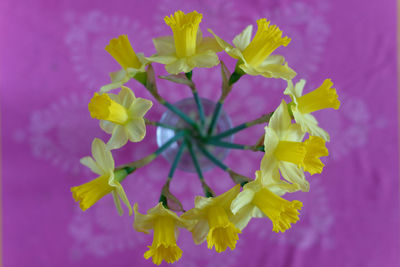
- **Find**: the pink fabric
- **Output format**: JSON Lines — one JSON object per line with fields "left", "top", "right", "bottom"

{"left": 1, "top": 0, "right": 399, "bottom": 266}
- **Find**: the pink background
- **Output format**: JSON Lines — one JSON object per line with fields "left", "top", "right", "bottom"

{"left": 1, "top": 0, "right": 399, "bottom": 266}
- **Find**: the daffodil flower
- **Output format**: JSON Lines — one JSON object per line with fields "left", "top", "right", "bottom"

{"left": 181, "top": 185, "right": 242, "bottom": 253}
{"left": 231, "top": 173, "right": 302, "bottom": 233}
{"left": 71, "top": 138, "right": 132, "bottom": 215}
{"left": 88, "top": 86, "right": 153, "bottom": 150}
{"left": 149, "top": 10, "right": 221, "bottom": 74}
{"left": 101, "top": 35, "right": 148, "bottom": 93}
{"left": 260, "top": 100, "right": 329, "bottom": 191}
{"left": 284, "top": 79, "right": 341, "bottom": 141}
{"left": 209, "top": 18, "right": 296, "bottom": 80}
{"left": 133, "top": 203, "right": 193, "bottom": 265}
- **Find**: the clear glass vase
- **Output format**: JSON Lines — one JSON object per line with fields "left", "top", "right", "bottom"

{"left": 156, "top": 97, "right": 233, "bottom": 172}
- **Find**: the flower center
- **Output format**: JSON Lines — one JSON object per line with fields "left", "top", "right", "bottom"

{"left": 105, "top": 34, "right": 142, "bottom": 70}
{"left": 88, "top": 93, "right": 129, "bottom": 125}
{"left": 242, "top": 19, "right": 291, "bottom": 67}
{"left": 144, "top": 216, "right": 182, "bottom": 265}
{"left": 274, "top": 140, "right": 306, "bottom": 166}
{"left": 164, "top": 10, "right": 202, "bottom": 58}
{"left": 301, "top": 136, "right": 329, "bottom": 174}
{"left": 206, "top": 205, "right": 241, "bottom": 253}
{"left": 296, "top": 79, "right": 341, "bottom": 114}
{"left": 71, "top": 175, "right": 113, "bottom": 211}
{"left": 252, "top": 188, "right": 302, "bottom": 233}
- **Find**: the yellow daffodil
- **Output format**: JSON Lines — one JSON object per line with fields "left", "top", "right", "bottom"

{"left": 260, "top": 100, "right": 329, "bottom": 191}
{"left": 231, "top": 173, "right": 302, "bottom": 233}
{"left": 133, "top": 203, "right": 193, "bottom": 265}
{"left": 284, "top": 79, "right": 341, "bottom": 141}
{"left": 71, "top": 138, "right": 132, "bottom": 215}
{"left": 209, "top": 19, "right": 296, "bottom": 80}
{"left": 101, "top": 35, "right": 148, "bottom": 93}
{"left": 181, "top": 185, "right": 242, "bottom": 253}
{"left": 88, "top": 86, "right": 153, "bottom": 150}
{"left": 149, "top": 10, "right": 221, "bottom": 74}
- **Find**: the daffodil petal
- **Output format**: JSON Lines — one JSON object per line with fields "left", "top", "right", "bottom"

{"left": 279, "top": 161, "right": 309, "bottom": 192}
{"left": 126, "top": 118, "right": 146, "bottom": 142}
{"left": 190, "top": 50, "right": 219, "bottom": 68}
{"left": 231, "top": 188, "right": 255, "bottom": 215}
{"left": 92, "top": 138, "right": 115, "bottom": 170}
{"left": 80, "top": 156, "right": 103, "bottom": 175}
{"left": 230, "top": 204, "right": 254, "bottom": 230}
{"left": 191, "top": 219, "right": 209, "bottom": 244}
{"left": 129, "top": 97, "right": 153, "bottom": 118}
{"left": 197, "top": 36, "right": 223, "bottom": 53}
{"left": 133, "top": 203, "right": 152, "bottom": 233}
{"left": 106, "top": 125, "right": 128, "bottom": 150}
{"left": 165, "top": 58, "right": 191, "bottom": 74}
{"left": 285, "top": 123, "right": 306, "bottom": 142}
{"left": 258, "top": 63, "right": 297, "bottom": 80}
{"left": 115, "top": 184, "right": 132, "bottom": 215}
{"left": 99, "top": 120, "right": 115, "bottom": 134}
{"left": 259, "top": 54, "right": 285, "bottom": 66}
{"left": 111, "top": 190, "right": 124, "bottom": 216}
{"left": 269, "top": 100, "right": 292, "bottom": 139}
{"left": 148, "top": 54, "right": 177, "bottom": 64}
{"left": 232, "top": 25, "right": 253, "bottom": 51}
{"left": 152, "top": 36, "right": 176, "bottom": 55}
{"left": 293, "top": 112, "right": 330, "bottom": 141}
{"left": 119, "top": 86, "right": 135, "bottom": 107}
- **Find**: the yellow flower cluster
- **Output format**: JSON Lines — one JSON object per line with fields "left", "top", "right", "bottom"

{"left": 69, "top": 9, "right": 341, "bottom": 266}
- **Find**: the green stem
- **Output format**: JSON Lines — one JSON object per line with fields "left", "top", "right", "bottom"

{"left": 155, "top": 130, "right": 187, "bottom": 156}
{"left": 162, "top": 101, "right": 200, "bottom": 132}
{"left": 207, "top": 101, "right": 223, "bottom": 136}
{"left": 167, "top": 141, "right": 187, "bottom": 178}
{"left": 210, "top": 112, "right": 274, "bottom": 140}
{"left": 145, "top": 119, "right": 180, "bottom": 131}
{"left": 196, "top": 144, "right": 228, "bottom": 171}
{"left": 206, "top": 139, "right": 249, "bottom": 150}
{"left": 186, "top": 139, "right": 204, "bottom": 180}
{"left": 207, "top": 139, "right": 264, "bottom": 151}
{"left": 192, "top": 91, "right": 205, "bottom": 126}
{"left": 211, "top": 123, "right": 247, "bottom": 140}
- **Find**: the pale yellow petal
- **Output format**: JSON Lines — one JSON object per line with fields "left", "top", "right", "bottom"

{"left": 133, "top": 203, "right": 152, "bottom": 233}
{"left": 126, "top": 118, "right": 146, "bottom": 142}
{"left": 293, "top": 111, "right": 330, "bottom": 141}
{"left": 106, "top": 125, "right": 128, "bottom": 150}
{"left": 207, "top": 29, "right": 240, "bottom": 59}
{"left": 148, "top": 54, "right": 177, "bottom": 64}
{"left": 99, "top": 120, "right": 115, "bottom": 134}
{"left": 92, "top": 138, "right": 115, "bottom": 171}
{"left": 279, "top": 161, "right": 309, "bottom": 192}
{"left": 231, "top": 187, "right": 255, "bottom": 215}
{"left": 285, "top": 123, "right": 306, "bottom": 142}
{"left": 197, "top": 36, "right": 223, "bottom": 53}
{"left": 258, "top": 63, "right": 297, "bottom": 80}
{"left": 129, "top": 97, "right": 153, "bottom": 118}
{"left": 165, "top": 58, "right": 191, "bottom": 74}
{"left": 269, "top": 100, "right": 292, "bottom": 139}
{"left": 191, "top": 219, "right": 209, "bottom": 244}
{"left": 232, "top": 25, "right": 253, "bottom": 51}
{"left": 80, "top": 156, "right": 103, "bottom": 175}
{"left": 119, "top": 86, "right": 136, "bottom": 107}
{"left": 111, "top": 190, "right": 123, "bottom": 216}
{"left": 115, "top": 184, "right": 132, "bottom": 215}
{"left": 230, "top": 204, "right": 254, "bottom": 230}
{"left": 152, "top": 36, "right": 176, "bottom": 55}
{"left": 190, "top": 50, "right": 220, "bottom": 68}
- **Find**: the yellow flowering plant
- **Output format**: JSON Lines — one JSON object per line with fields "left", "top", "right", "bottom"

{"left": 70, "top": 10, "right": 340, "bottom": 265}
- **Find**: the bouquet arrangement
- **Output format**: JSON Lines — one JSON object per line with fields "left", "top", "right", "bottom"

{"left": 71, "top": 10, "right": 340, "bottom": 265}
